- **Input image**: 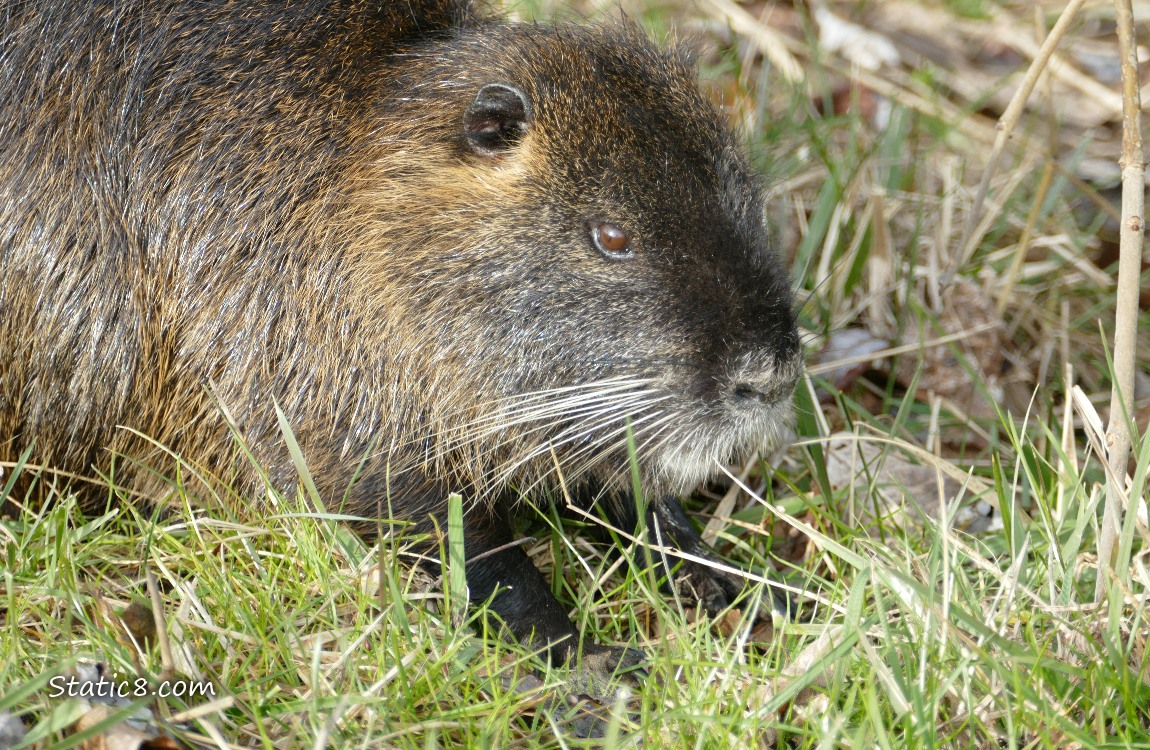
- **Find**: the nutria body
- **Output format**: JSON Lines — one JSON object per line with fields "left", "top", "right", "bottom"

{"left": 0, "top": 0, "right": 802, "bottom": 670}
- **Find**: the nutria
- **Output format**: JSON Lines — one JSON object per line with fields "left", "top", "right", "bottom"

{"left": 0, "top": 0, "right": 803, "bottom": 675}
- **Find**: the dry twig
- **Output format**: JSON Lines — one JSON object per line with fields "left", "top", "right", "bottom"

{"left": 1095, "top": 0, "right": 1145, "bottom": 602}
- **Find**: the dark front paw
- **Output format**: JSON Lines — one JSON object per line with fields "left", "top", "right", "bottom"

{"left": 669, "top": 556, "right": 793, "bottom": 623}
{"left": 647, "top": 496, "right": 796, "bottom": 624}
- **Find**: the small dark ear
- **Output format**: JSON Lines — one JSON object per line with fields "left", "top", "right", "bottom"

{"left": 463, "top": 83, "right": 532, "bottom": 156}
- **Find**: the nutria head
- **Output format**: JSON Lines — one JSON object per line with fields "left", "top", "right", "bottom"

{"left": 353, "top": 21, "right": 802, "bottom": 500}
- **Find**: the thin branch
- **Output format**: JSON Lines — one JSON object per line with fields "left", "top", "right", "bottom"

{"left": 1095, "top": 0, "right": 1145, "bottom": 602}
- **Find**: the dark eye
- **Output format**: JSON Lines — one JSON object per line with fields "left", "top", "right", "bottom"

{"left": 590, "top": 222, "right": 634, "bottom": 259}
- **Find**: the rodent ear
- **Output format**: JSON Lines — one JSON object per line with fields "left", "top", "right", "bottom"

{"left": 463, "top": 83, "right": 532, "bottom": 156}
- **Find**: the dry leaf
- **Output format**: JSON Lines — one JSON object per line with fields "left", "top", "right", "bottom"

{"left": 33, "top": 664, "right": 180, "bottom": 750}
{"left": 115, "top": 601, "right": 158, "bottom": 651}
{"left": 750, "top": 626, "right": 842, "bottom": 747}
{"left": 814, "top": 7, "right": 901, "bottom": 71}
{"left": 825, "top": 433, "right": 997, "bottom": 533}
{"left": 474, "top": 654, "right": 634, "bottom": 740}
{"left": 72, "top": 704, "right": 179, "bottom": 750}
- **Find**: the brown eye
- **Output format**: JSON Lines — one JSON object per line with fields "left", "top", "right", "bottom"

{"left": 591, "top": 222, "right": 634, "bottom": 259}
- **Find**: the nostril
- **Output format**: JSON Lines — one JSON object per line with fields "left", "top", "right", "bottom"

{"left": 732, "top": 381, "right": 793, "bottom": 406}
{"left": 733, "top": 385, "right": 770, "bottom": 404}
{"left": 730, "top": 353, "right": 803, "bottom": 408}
{"left": 731, "top": 367, "right": 801, "bottom": 406}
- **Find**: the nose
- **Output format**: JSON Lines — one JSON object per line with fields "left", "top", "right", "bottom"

{"left": 729, "top": 346, "right": 802, "bottom": 408}
{"left": 731, "top": 376, "right": 795, "bottom": 407}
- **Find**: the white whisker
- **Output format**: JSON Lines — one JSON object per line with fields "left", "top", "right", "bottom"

{"left": 438, "top": 376, "right": 657, "bottom": 425}
{"left": 488, "top": 400, "right": 670, "bottom": 490}
{"left": 443, "top": 392, "right": 669, "bottom": 459}
{"left": 432, "top": 382, "right": 660, "bottom": 445}
{"left": 512, "top": 406, "right": 677, "bottom": 495}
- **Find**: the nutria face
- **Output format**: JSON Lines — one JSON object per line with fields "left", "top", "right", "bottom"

{"left": 362, "top": 23, "right": 802, "bottom": 497}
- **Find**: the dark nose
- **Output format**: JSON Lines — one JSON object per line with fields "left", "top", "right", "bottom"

{"left": 731, "top": 377, "right": 795, "bottom": 406}
{"left": 729, "top": 341, "right": 803, "bottom": 407}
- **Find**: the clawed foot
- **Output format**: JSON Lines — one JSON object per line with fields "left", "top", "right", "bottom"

{"left": 668, "top": 555, "right": 793, "bottom": 623}
{"left": 630, "top": 495, "right": 798, "bottom": 626}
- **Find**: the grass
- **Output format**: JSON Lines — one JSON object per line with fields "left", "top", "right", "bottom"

{"left": 3, "top": 0, "right": 1149, "bottom": 747}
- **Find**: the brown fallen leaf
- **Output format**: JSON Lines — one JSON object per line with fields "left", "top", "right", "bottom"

{"left": 824, "top": 432, "right": 997, "bottom": 533}
{"left": 474, "top": 654, "right": 636, "bottom": 740}
{"left": 34, "top": 663, "right": 188, "bottom": 750}
{"left": 119, "top": 602, "right": 158, "bottom": 649}
{"left": 72, "top": 704, "right": 180, "bottom": 750}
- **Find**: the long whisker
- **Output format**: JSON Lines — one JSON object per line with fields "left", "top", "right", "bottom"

{"left": 589, "top": 413, "right": 697, "bottom": 493}
{"left": 438, "top": 391, "right": 669, "bottom": 460}
{"left": 447, "top": 388, "right": 663, "bottom": 441}
{"left": 559, "top": 409, "right": 682, "bottom": 483}
{"left": 375, "top": 377, "right": 661, "bottom": 459}
{"left": 433, "top": 376, "right": 658, "bottom": 427}
{"left": 368, "top": 375, "right": 681, "bottom": 492}
{"left": 488, "top": 399, "right": 668, "bottom": 489}
{"left": 632, "top": 411, "right": 686, "bottom": 462}
{"left": 509, "top": 406, "right": 675, "bottom": 497}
